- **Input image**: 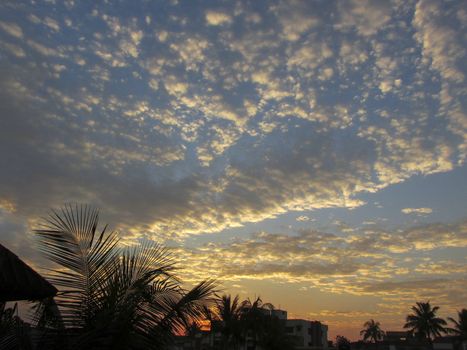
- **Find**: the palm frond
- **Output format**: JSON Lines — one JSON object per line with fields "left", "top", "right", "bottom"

{"left": 153, "top": 279, "right": 217, "bottom": 334}
{"left": 34, "top": 204, "right": 120, "bottom": 328}
{"left": 404, "top": 301, "right": 447, "bottom": 341}
{"left": 32, "top": 205, "right": 217, "bottom": 349}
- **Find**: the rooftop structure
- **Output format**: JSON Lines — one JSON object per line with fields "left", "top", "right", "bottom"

{"left": 0, "top": 243, "right": 57, "bottom": 302}
{"left": 286, "top": 319, "right": 329, "bottom": 350}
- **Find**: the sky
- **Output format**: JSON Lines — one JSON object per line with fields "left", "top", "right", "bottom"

{"left": 0, "top": 0, "right": 466, "bottom": 341}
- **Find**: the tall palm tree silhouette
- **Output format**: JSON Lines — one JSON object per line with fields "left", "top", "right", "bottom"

{"left": 209, "top": 295, "right": 294, "bottom": 350}
{"left": 212, "top": 294, "right": 243, "bottom": 350}
{"left": 239, "top": 297, "right": 274, "bottom": 350}
{"left": 33, "top": 204, "right": 216, "bottom": 349}
{"left": 360, "top": 319, "right": 384, "bottom": 343}
{"left": 446, "top": 309, "right": 467, "bottom": 338}
{"left": 403, "top": 301, "right": 447, "bottom": 343}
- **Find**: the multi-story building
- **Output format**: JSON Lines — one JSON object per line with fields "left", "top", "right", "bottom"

{"left": 170, "top": 308, "right": 329, "bottom": 350}
{"left": 285, "top": 319, "right": 329, "bottom": 350}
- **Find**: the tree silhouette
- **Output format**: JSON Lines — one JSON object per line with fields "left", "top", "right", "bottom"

{"left": 240, "top": 296, "right": 294, "bottom": 350}
{"left": 360, "top": 319, "right": 384, "bottom": 343}
{"left": 210, "top": 295, "right": 294, "bottom": 350}
{"left": 212, "top": 294, "right": 244, "bottom": 350}
{"left": 403, "top": 301, "right": 447, "bottom": 343}
{"left": 33, "top": 204, "right": 216, "bottom": 349}
{"left": 336, "top": 335, "right": 351, "bottom": 350}
{"left": 446, "top": 309, "right": 467, "bottom": 338}
{"left": 239, "top": 296, "right": 274, "bottom": 349}
{"left": 0, "top": 302, "right": 32, "bottom": 349}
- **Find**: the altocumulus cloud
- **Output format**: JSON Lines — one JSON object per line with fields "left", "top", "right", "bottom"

{"left": 1, "top": 2, "right": 466, "bottom": 339}
{"left": 0, "top": 0, "right": 465, "bottom": 276}
{"left": 171, "top": 219, "right": 467, "bottom": 314}
{"left": 401, "top": 207, "right": 433, "bottom": 215}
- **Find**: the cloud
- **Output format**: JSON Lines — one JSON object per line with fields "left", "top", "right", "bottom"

{"left": 162, "top": 220, "right": 467, "bottom": 321}
{"left": 0, "top": 21, "right": 23, "bottom": 39}
{"left": 415, "top": 260, "right": 467, "bottom": 275}
{"left": 1, "top": 50, "right": 460, "bottom": 241}
{"left": 0, "top": 199, "right": 16, "bottom": 213}
{"left": 172, "top": 219, "right": 467, "bottom": 283}
{"left": 272, "top": 0, "right": 320, "bottom": 41}
{"left": 27, "top": 39, "right": 63, "bottom": 57}
{"left": 337, "top": 0, "right": 393, "bottom": 36}
{"left": 339, "top": 40, "right": 368, "bottom": 67}
{"left": 0, "top": 0, "right": 465, "bottom": 278}
{"left": 287, "top": 38, "right": 333, "bottom": 71}
{"left": 379, "top": 81, "right": 392, "bottom": 93}
{"left": 412, "top": 0, "right": 467, "bottom": 160}
{"left": 91, "top": 15, "right": 146, "bottom": 65}
{"left": 401, "top": 207, "right": 433, "bottom": 215}
{"left": 357, "top": 277, "right": 467, "bottom": 309}
{"left": 44, "top": 17, "right": 60, "bottom": 32}
{"left": 0, "top": 41, "right": 26, "bottom": 57}
{"left": 205, "top": 11, "right": 232, "bottom": 26}
{"left": 164, "top": 75, "right": 189, "bottom": 95}
{"left": 0, "top": 2, "right": 466, "bottom": 338}
{"left": 413, "top": 0, "right": 465, "bottom": 84}
{"left": 170, "top": 35, "right": 209, "bottom": 71}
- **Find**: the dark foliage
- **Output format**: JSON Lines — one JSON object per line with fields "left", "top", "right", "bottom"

{"left": 403, "top": 301, "right": 447, "bottom": 342}
{"left": 31, "top": 204, "right": 216, "bottom": 349}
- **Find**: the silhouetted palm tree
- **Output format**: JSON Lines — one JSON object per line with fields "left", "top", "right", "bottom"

{"left": 446, "top": 309, "right": 467, "bottom": 338}
{"left": 360, "top": 319, "right": 384, "bottom": 343}
{"left": 239, "top": 297, "right": 277, "bottom": 350}
{"left": 212, "top": 294, "right": 243, "bottom": 350}
{"left": 403, "top": 301, "right": 447, "bottom": 343}
{"left": 210, "top": 295, "right": 294, "bottom": 350}
{"left": 33, "top": 204, "right": 216, "bottom": 349}
{"left": 240, "top": 297, "right": 266, "bottom": 348}
{"left": 0, "top": 302, "right": 32, "bottom": 349}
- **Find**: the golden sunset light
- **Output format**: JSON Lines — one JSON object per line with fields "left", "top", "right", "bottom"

{"left": 0, "top": 0, "right": 466, "bottom": 349}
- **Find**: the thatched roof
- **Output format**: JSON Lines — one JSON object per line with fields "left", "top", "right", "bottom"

{"left": 0, "top": 243, "right": 57, "bottom": 302}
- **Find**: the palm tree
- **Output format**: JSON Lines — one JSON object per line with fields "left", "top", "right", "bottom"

{"left": 210, "top": 295, "right": 294, "bottom": 350}
{"left": 403, "top": 301, "right": 447, "bottom": 343}
{"left": 360, "top": 319, "right": 384, "bottom": 343}
{"left": 240, "top": 297, "right": 268, "bottom": 349}
{"left": 446, "top": 309, "right": 467, "bottom": 338}
{"left": 212, "top": 294, "right": 243, "bottom": 350}
{"left": 240, "top": 297, "right": 285, "bottom": 350}
{"left": 33, "top": 204, "right": 216, "bottom": 349}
